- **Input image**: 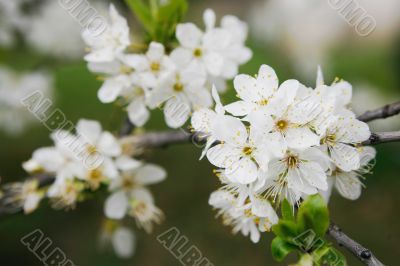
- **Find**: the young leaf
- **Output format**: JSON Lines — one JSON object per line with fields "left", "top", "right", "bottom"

{"left": 313, "top": 246, "right": 347, "bottom": 266}
{"left": 281, "top": 199, "right": 295, "bottom": 222}
{"left": 272, "top": 220, "right": 298, "bottom": 242}
{"left": 271, "top": 237, "right": 297, "bottom": 262}
{"left": 297, "top": 194, "right": 329, "bottom": 237}
{"left": 125, "top": 0, "right": 154, "bottom": 34}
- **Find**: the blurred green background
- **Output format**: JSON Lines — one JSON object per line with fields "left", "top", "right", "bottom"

{"left": 1, "top": 0, "right": 400, "bottom": 265}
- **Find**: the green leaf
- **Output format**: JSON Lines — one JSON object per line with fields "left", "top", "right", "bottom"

{"left": 281, "top": 199, "right": 295, "bottom": 222}
{"left": 272, "top": 220, "right": 298, "bottom": 242}
{"left": 125, "top": 0, "right": 153, "bottom": 33}
{"left": 313, "top": 246, "right": 347, "bottom": 266}
{"left": 297, "top": 194, "right": 329, "bottom": 237}
{"left": 271, "top": 237, "right": 297, "bottom": 262}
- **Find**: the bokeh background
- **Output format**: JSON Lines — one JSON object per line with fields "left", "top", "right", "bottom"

{"left": 1, "top": 0, "right": 400, "bottom": 265}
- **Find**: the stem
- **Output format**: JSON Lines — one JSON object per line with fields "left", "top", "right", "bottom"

{"left": 362, "top": 131, "right": 400, "bottom": 145}
{"left": 358, "top": 101, "right": 400, "bottom": 122}
{"left": 327, "top": 223, "right": 384, "bottom": 266}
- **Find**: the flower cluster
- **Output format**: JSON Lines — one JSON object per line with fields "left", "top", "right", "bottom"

{"left": 4, "top": 119, "right": 165, "bottom": 257}
{"left": 82, "top": 5, "right": 251, "bottom": 128}
{"left": 191, "top": 65, "right": 375, "bottom": 243}
{"left": 0, "top": 66, "right": 53, "bottom": 135}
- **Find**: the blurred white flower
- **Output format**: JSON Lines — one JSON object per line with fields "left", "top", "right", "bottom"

{"left": 0, "top": 0, "right": 29, "bottom": 47}
{"left": 104, "top": 162, "right": 166, "bottom": 233}
{"left": 209, "top": 190, "right": 278, "bottom": 243}
{"left": 1, "top": 179, "right": 44, "bottom": 214}
{"left": 99, "top": 220, "right": 136, "bottom": 259}
{"left": 173, "top": 9, "right": 251, "bottom": 80}
{"left": 249, "top": 0, "right": 400, "bottom": 77}
{"left": 82, "top": 4, "right": 130, "bottom": 63}
{"left": 24, "top": 0, "right": 89, "bottom": 60}
{"left": 0, "top": 66, "right": 53, "bottom": 135}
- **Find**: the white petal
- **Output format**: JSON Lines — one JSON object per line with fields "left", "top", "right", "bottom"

{"left": 135, "top": 164, "right": 167, "bottom": 185}
{"left": 225, "top": 157, "right": 258, "bottom": 184}
{"left": 127, "top": 99, "right": 150, "bottom": 127}
{"left": 191, "top": 108, "right": 216, "bottom": 133}
{"left": 316, "top": 65, "right": 324, "bottom": 86}
{"left": 115, "top": 156, "right": 142, "bottom": 171}
{"left": 225, "top": 101, "right": 253, "bottom": 117}
{"left": 233, "top": 74, "right": 259, "bottom": 102}
{"left": 285, "top": 127, "right": 320, "bottom": 150}
{"left": 203, "top": 52, "right": 224, "bottom": 76}
{"left": 104, "top": 191, "right": 128, "bottom": 220}
{"left": 170, "top": 47, "right": 193, "bottom": 68}
{"left": 98, "top": 78, "right": 124, "bottom": 103}
{"left": 213, "top": 115, "right": 248, "bottom": 145}
{"left": 23, "top": 193, "right": 42, "bottom": 214}
{"left": 203, "top": 9, "right": 216, "bottom": 30}
{"left": 164, "top": 97, "right": 191, "bottom": 128}
{"left": 335, "top": 173, "right": 362, "bottom": 200}
{"left": 330, "top": 143, "right": 360, "bottom": 171}
{"left": 146, "top": 42, "right": 165, "bottom": 62}
{"left": 120, "top": 54, "right": 149, "bottom": 71}
{"left": 360, "top": 146, "right": 376, "bottom": 166}
{"left": 299, "top": 162, "right": 328, "bottom": 191}
{"left": 76, "top": 119, "right": 102, "bottom": 144}
{"left": 257, "top": 64, "right": 279, "bottom": 92}
{"left": 176, "top": 23, "right": 202, "bottom": 48}
{"left": 206, "top": 144, "right": 241, "bottom": 168}
{"left": 112, "top": 227, "right": 136, "bottom": 258}
{"left": 251, "top": 197, "right": 276, "bottom": 218}
{"left": 98, "top": 132, "right": 122, "bottom": 157}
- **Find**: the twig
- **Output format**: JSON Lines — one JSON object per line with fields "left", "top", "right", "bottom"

{"left": 328, "top": 223, "right": 384, "bottom": 266}
{"left": 362, "top": 131, "right": 400, "bottom": 145}
{"left": 358, "top": 101, "right": 400, "bottom": 122}
{"left": 119, "top": 117, "right": 135, "bottom": 137}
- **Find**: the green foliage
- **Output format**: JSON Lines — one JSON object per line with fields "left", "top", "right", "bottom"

{"left": 297, "top": 195, "right": 329, "bottom": 238}
{"left": 271, "top": 237, "right": 297, "bottom": 262}
{"left": 125, "top": 0, "right": 188, "bottom": 46}
{"left": 270, "top": 195, "right": 347, "bottom": 265}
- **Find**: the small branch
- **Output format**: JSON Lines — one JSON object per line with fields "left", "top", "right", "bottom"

{"left": 328, "top": 223, "right": 384, "bottom": 266}
{"left": 362, "top": 131, "right": 400, "bottom": 145}
{"left": 358, "top": 101, "right": 400, "bottom": 122}
{"left": 119, "top": 117, "right": 135, "bottom": 137}
{"left": 129, "top": 130, "right": 206, "bottom": 148}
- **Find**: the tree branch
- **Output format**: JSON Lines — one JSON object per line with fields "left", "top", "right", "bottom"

{"left": 362, "top": 131, "right": 400, "bottom": 145}
{"left": 358, "top": 101, "right": 400, "bottom": 122}
{"left": 328, "top": 223, "right": 384, "bottom": 266}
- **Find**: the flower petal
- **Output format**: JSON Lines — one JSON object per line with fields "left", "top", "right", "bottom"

{"left": 135, "top": 164, "right": 167, "bottom": 185}
{"left": 176, "top": 23, "right": 202, "bottom": 48}
{"left": 104, "top": 191, "right": 128, "bottom": 219}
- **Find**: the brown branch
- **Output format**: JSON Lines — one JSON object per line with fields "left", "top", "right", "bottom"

{"left": 358, "top": 101, "right": 400, "bottom": 122}
{"left": 328, "top": 223, "right": 384, "bottom": 266}
{"left": 362, "top": 131, "right": 400, "bottom": 145}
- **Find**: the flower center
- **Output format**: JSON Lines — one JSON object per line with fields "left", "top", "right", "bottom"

{"left": 87, "top": 145, "right": 97, "bottom": 154}
{"left": 173, "top": 82, "right": 184, "bottom": 92}
{"left": 150, "top": 62, "right": 160, "bottom": 72}
{"left": 285, "top": 155, "right": 300, "bottom": 169}
{"left": 276, "top": 119, "right": 288, "bottom": 132}
{"left": 258, "top": 99, "right": 268, "bottom": 106}
{"left": 193, "top": 48, "right": 202, "bottom": 57}
{"left": 120, "top": 65, "right": 133, "bottom": 74}
{"left": 321, "top": 133, "right": 336, "bottom": 145}
{"left": 242, "top": 146, "right": 253, "bottom": 156}
{"left": 89, "top": 169, "right": 102, "bottom": 180}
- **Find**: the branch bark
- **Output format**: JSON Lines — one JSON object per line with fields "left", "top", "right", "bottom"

{"left": 358, "top": 101, "right": 400, "bottom": 122}
{"left": 328, "top": 223, "right": 384, "bottom": 266}
{"left": 362, "top": 131, "right": 400, "bottom": 145}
